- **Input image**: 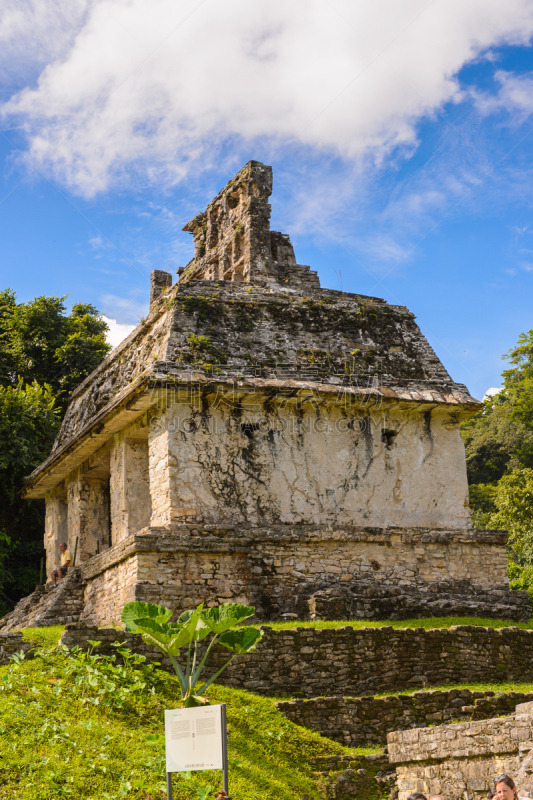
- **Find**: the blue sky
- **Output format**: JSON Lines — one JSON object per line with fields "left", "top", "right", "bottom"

{"left": 2, "top": 1, "right": 533, "bottom": 400}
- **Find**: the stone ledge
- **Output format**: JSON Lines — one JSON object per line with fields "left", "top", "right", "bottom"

{"left": 276, "top": 690, "right": 533, "bottom": 748}
{"left": 387, "top": 712, "right": 533, "bottom": 764}
{"left": 79, "top": 525, "right": 510, "bottom": 582}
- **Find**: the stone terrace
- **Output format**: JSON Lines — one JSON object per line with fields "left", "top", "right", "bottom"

{"left": 60, "top": 624, "right": 533, "bottom": 698}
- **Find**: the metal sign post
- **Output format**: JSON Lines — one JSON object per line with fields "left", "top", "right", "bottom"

{"left": 165, "top": 703, "right": 229, "bottom": 800}
{"left": 221, "top": 704, "right": 229, "bottom": 796}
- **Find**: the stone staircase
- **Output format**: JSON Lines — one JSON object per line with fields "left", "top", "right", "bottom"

{"left": 0, "top": 568, "right": 85, "bottom": 631}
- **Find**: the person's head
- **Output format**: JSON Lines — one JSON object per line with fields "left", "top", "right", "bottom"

{"left": 494, "top": 775, "right": 518, "bottom": 800}
{"left": 59, "top": 543, "right": 67, "bottom": 552}
{"left": 429, "top": 795, "right": 444, "bottom": 800}
{"left": 407, "top": 794, "right": 427, "bottom": 800}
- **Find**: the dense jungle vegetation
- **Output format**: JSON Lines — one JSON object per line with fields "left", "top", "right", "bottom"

{"left": 0, "top": 290, "right": 110, "bottom": 615}
{"left": 462, "top": 328, "right": 533, "bottom": 593}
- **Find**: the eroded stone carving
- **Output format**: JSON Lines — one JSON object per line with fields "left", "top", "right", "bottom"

{"left": 180, "top": 160, "right": 319, "bottom": 288}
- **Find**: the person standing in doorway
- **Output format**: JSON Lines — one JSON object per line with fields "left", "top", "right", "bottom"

{"left": 50, "top": 543, "right": 71, "bottom": 588}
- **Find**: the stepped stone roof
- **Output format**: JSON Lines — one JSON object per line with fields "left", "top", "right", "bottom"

{"left": 23, "top": 161, "right": 481, "bottom": 499}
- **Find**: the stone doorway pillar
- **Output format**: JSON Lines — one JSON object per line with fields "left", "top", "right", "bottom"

{"left": 67, "top": 473, "right": 111, "bottom": 563}
{"left": 44, "top": 490, "right": 68, "bottom": 573}
{"left": 110, "top": 437, "right": 151, "bottom": 543}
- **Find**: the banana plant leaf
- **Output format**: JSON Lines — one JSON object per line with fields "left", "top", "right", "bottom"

{"left": 199, "top": 603, "right": 255, "bottom": 635}
{"left": 121, "top": 601, "right": 172, "bottom": 633}
{"left": 218, "top": 626, "right": 263, "bottom": 654}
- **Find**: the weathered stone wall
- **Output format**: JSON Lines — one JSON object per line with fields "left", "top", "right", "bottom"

{"left": 276, "top": 690, "right": 533, "bottom": 747}
{"left": 388, "top": 710, "right": 533, "bottom": 800}
{"left": 74, "top": 528, "right": 526, "bottom": 626}
{"left": 0, "top": 632, "right": 32, "bottom": 663}
{"left": 50, "top": 309, "right": 171, "bottom": 456}
{"left": 39, "top": 273, "right": 480, "bottom": 479}
{"left": 152, "top": 399, "right": 472, "bottom": 530}
{"left": 82, "top": 554, "right": 138, "bottom": 626}
{"left": 180, "top": 161, "right": 320, "bottom": 289}
{"left": 61, "top": 624, "right": 533, "bottom": 698}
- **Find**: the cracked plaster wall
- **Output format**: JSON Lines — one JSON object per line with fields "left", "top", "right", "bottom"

{"left": 148, "top": 398, "right": 471, "bottom": 529}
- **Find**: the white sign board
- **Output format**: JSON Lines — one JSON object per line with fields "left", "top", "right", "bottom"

{"left": 165, "top": 705, "right": 224, "bottom": 773}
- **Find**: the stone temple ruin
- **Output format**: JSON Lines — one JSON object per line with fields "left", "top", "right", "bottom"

{"left": 2, "top": 160, "right": 531, "bottom": 631}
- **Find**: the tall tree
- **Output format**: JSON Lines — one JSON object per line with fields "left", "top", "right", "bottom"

{"left": 0, "top": 290, "right": 110, "bottom": 411}
{"left": 0, "top": 381, "right": 60, "bottom": 612}
{"left": 0, "top": 290, "right": 111, "bottom": 614}
{"left": 462, "top": 329, "right": 533, "bottom": 486}
{"left": 462, "top": 329, "right": 533, "bottom": 596}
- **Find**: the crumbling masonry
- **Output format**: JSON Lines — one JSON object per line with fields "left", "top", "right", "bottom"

{"left": 2, "top": 160, "right": 530, "bottom": 630}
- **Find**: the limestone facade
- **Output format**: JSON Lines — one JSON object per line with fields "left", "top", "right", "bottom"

{"left": 12, "top": 160, "right": 531, "bottom": 627}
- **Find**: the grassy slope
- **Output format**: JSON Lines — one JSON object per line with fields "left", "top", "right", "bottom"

{"left": 4, "top": 618, "right": 533, "bottom": 799}
{"left": 0, "top": 638, "right": 379, "bottom": 800}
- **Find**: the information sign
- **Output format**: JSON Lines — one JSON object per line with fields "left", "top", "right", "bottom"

{"left": 165, "top": 704, "right": 224, "bottom": 773}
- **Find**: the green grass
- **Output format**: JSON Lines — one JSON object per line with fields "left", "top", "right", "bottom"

{"left": 20, "top": 625, "right": 64, "bottom": 648}
{"left": 5, "top": 620, "right": 533, "bottom": 798}
{"left": 373, "top": 680, "right": 533, "bottom": 698}
{"left": 267, "top": 615, "right": 533, "bottom": 631}
{"left": 0, "top": 642, "right": 381, "bottom": 800}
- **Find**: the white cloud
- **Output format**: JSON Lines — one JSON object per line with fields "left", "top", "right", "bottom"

{"left": 2, "top": 0, "right": 533, "bottom": 196}
{"left": 483, "top": 386, "right": 502, "bottom": 400}
{"left": 475, "top": 69, "right": 533, "bottom": 118}
{"left": 0, "top": 0, "right": 89, "bottom": 87}
{"left": 102, "top": 315, "right": 136, "bottom": 349}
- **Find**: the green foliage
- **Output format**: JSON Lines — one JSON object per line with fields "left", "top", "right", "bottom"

{"left": 177, "top": 334, "right": 227, "bottom": 366}
{"left": 121, "top": 601, "right": 262, "bottom": 707}
{"left": 20, "top": 625, "right": 64, "bottom": 648}
{"left": 0, "top": 380, "right": 60, "bottom": 615}
{"left": 121, "top": 601, "right": 172, "bottom": 633}
{"left": 461, "top": 395, "right": 533, "bottom": 484}
{"left": 374, "top": 679, "right": 533, "bottom": 698}
{"left": 489, "top": 468, "right": 533, "bottom": 561}
{"left": 462, "top": 330, "right": 533, "bottom": 485}
{"left": 0, "top": 290, "right": 111, "bottom": 613}
{"left": 469, "top": 482, "right": 498, "bottom": 515}
{"left": 0, "top": 641, "right": 364, "bottom": 800}
{"left": 461, "top": 329, "right": 533, "bottom": 590}
{"left": 508, "top": 560, "right": 533, "bottom": 597}
{"left": 0, "top": 291, "right": 110, "bottom": 411}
